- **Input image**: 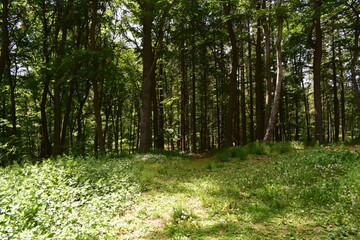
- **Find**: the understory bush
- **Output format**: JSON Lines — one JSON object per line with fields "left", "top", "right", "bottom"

{"left": 0, "top": 156, "right": 140, "bottom": 239}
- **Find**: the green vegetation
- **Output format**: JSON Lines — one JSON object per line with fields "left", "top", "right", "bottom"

{"left": 1, "top": 146, "right": 360, "bottom": 239}
{"left": 0, "top": 156, "right": 140, "bottom": 239}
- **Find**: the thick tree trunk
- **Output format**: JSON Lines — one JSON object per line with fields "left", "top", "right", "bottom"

{"left": 223, "top": 2, "right": 239, "bottom": 147}
{"left": 264, "top": 13, "right": 283, "bottom": 142}
{"left": 139, "top": 0, "right": 154, "bottom": 152}
{"left": 313, "top": 0, "right": 324, "bottom": 142}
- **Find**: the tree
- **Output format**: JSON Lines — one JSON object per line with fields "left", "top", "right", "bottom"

{"left": 264, "top": 1, "right": 284, "bottom": 141}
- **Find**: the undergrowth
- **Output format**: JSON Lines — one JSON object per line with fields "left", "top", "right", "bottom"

{"left": 0, "top": 156, "right": 140, "bottom": 239}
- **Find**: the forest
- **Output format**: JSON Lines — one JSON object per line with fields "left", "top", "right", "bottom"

{"left": 1, "top": 0, "right": 360, "bottom": 239}
{"left": 0, "top": 0, "right": 359, "bottom": 160}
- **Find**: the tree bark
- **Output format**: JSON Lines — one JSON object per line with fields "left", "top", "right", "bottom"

{"left": 255, "top": 15, "right": 265, "bottom": 140}
{"left": 331, "top": 33, "right": 339, "bottom": 142}
{"left": 223, "top": 2, "right": 239, "bottom": 147}
{"left": 0, "top": 0, "right": 9, "bottom": 84}
{"left": 312, "top": 0, "right": 324, "bottom": 142}
{"left": 248, "top": 20, "right": 255, "bottom": 142}
{"left": 90, "top": 0, "right": 105, "bottom": 153}
{"left": 349, "top": 4, "right": 360, "bottom": 120}
{"left": 264, "top": 9, "right": 283, "bottom": 142}
{"left": 139, "top": 0, "right": 154, "bottom": 152}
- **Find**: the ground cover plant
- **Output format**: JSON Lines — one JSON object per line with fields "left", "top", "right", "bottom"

{"left": 1, "top": 145, "right": 359, "bottom": 239}
{"left": 0, "top": 156, "right": 140, "bottom": 239}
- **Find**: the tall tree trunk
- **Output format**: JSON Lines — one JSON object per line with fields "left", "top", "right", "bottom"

{"left": 191, "top": 55, "right": 197, "bottom": 152}
{"left": 255, "top": 15, "right": 265, "bottom": 140}
{"left": 332, "top": 34, "right": 340, "bottom": 142}
{"left": 8, "top": 56, "right": 16, "bottom": 136}
{"left": 263, "top": 15, "right": 272, "bottom": 129}
{"left": 349, "top": 4, "right": 360, "bottom": 122}
{"left": 240, "top": 41, "right": 247, "bottom": 145}
{"left": 223, "top": 2, "right": 239, "bottom": 147}
{"left": 90, "top": 0, "right": 105, "bottom": 153}
{"left": 156, "top": 64, "right": 165, "bottom": 149}
{"left": 39, "top": 2, "right": 51, "bottom": 157}
{"left": 0, "top": 0, "right": 9, "bottom": 84}
{"left": 248, "top": 20, "right": 255, "bottom": 142}
{"left": 53, "top": 26, "right": 68, "bottom": 155}
{"left": 264, "top": 8, "right": 283, "bottom": 141}
{"left": 339, "top": 46, "right": 346, "bottom": 141}
{"left": 311, "top": 0, "right": 324, "bottom": 142}
{"left": 180, "top": 42, "right": 187, "bottom": 151}
{"left": 139, "top": 0, "right": 154, "bottom": 152}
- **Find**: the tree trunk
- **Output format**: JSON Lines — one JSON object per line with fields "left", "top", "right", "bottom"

{"left": 240, "top": 41, "right": 247, "bottom": 145}
{"left": 180, "top": 42, "right": 187, "bottom": 151}
{"left": 255, "top": 15, "right": 265, "bottom": 140}
{"left": 156, "top": 64, "right": 165, "bottom": 149}
{"left": 0, "top": 0, "right": 9, "bottom": 84}
{"left": 90, "top": 0, "right": 105, "bottom": 153}
{"left": 264, "top": 10, "right": 283, "bottom": 142}
{"left": 339, "top": 46, "right": 346, "bottom": 141}
{"left": 312, "top": 0, "right": 324, "bottom": 142}
{"left": 332, "top": 34, "right": 340, "bottom": 142}
{"left": 248, "top": 20, "right": 255, "bottom": 142}
{"left": 263, "top": 18, "right": 272, "bottom": 130}
{"left": 223, "top": 2, "right": 239, "bottom": 147}
{"left": 139, "top": 0, "right": 154, "bottom": 152}
{"left": 349, "top": 5, "right": 360, "bottom": 119}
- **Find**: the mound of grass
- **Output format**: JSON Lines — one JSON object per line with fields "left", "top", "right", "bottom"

{"left": 0, "top": 156, "right": 140, "bottom": 239}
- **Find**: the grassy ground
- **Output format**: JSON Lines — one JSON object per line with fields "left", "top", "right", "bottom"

{"left": 119, "top": 146, "right": 360, "bottom": 239}
{"left": 1, "top": 144, "right": 359, "bottom": 239}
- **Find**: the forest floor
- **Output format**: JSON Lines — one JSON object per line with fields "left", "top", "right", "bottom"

{"left": 117, "top": 146, "right": 360, "bottom": 239}
{"left": 1, "top": 144, "right": 359, "bottom": 239}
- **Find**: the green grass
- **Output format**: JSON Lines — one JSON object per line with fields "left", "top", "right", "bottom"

{"left": 1, "top": 146, "right": 360, "bottom": 239}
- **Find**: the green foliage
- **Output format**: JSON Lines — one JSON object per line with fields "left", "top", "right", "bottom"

{"left": 0, "top": 156, "right": 140, "bottom": 239}
{"left": 247, "top": 141, "right": 267, "bottom": 156}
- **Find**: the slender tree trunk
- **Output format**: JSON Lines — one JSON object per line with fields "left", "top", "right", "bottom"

{"left": 248, "top": 20, "right": 255, "bottom": 142}
{"left": 264, "top": 10, "right": 283, "bottom": 141}
{"left": 180, "top": 41, "right": 187, "bottom": 151}
{"left": 156, "top": 64, "right": 165, "bottom": 149}
{"left": 339, "top": 46, "right": 346, "bottom": 141}
{"left": 332, "top": 34, "right": 340, "bottom": 142}
{"left": 263, "top": 18, "right": 272, "bottom": 129}
{"left": 90, "top": 0, "right": 105, "bottom": 153}
{"left": 53, "top": 25, "right": 68, "bottom": 155}
{"left": 139, "top": 0, "right": 154, "bottom": 152}
{"left": 39, "top": 2, "right": 51, "bottom": 157}
{"left": 255, "top": 9, "right": 265, "bottom": 140}
{"left": 349, "top": 6, "right": 360, "bottom": 121}
{"left": 191, "top": 55, "right": 197, "bottom": 152}
{"left": 8, "top": 56, "right": 16, "bottom": 136}
{"left": 223, "top": 2, "right": 239, "bottom": 147}
{"left": 240, "top": 41, "right": 247, "bottom": 145}
{"left": 0, "top": 0, "right": 9, "bottom": 84}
